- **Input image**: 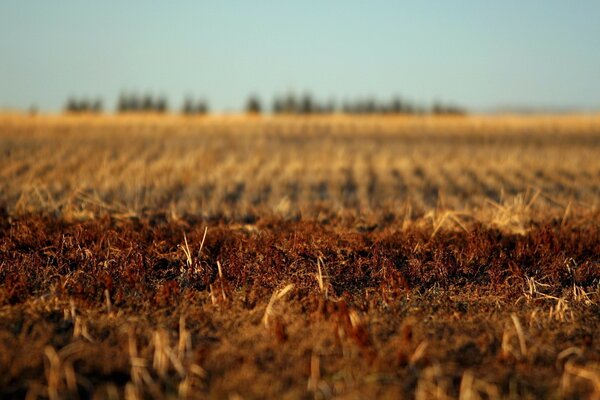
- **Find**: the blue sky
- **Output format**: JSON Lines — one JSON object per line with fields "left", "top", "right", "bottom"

{"left": 1, "top": 1, "right": 599, "bottom": 112}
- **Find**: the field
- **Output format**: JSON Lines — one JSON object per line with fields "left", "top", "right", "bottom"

{"left": 1, "top": 114, "right": 600, "bottom": 399}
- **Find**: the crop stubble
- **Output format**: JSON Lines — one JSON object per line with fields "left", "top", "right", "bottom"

{"left": 0, "top": 114, "right": 599, "bottom": 398}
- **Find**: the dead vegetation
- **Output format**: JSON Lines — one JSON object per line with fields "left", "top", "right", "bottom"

{"left": 1, "top": 215, "right": 599, "bottom": 398}
{"left": 0, "top": 114, "right": 599, "bottom": 398}
{"left": 1, "top": 114, "right": 599, "bottom": 225}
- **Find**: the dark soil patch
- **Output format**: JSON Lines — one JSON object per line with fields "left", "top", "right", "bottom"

{"left": 0, "top": 215, "right": 599, "bottom": 398}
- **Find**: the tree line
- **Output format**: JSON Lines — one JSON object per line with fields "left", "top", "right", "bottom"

{"left": 64, "top": 92, "right": 466, "bottom": 115}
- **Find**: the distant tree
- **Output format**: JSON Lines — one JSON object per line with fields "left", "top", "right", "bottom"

{"left": 267, "top": 92, "right": 463, "bottom": 116}
{"left": 246, "top": 95, "right": 262, "bottom": 114}
{"left": 116, "top": 93, "right": 172, "bottom": 113}
{"left": 117, "top": 93, "right": 129, "bottom": 112}
{"left": 272, "top": 97, "right": 284, "bottom": 114}
{"left": 299, "top": 94, "right": 314, "bottom": 115}
{"left": 364, "top": 98, "right": 377, "bottom": 114}
{"left": 117, "top": 93, "right": 141, "bottom": 113}
{"left": 65, "top": 98, "right": 78, "bottom": 113}
{"left": 432, "top": 101, "right": 444, "bottom": 115}
{"left": 196, "top": 100, "right": 208, "bottom": 114}
{"left": 141, "top": 94, "right": 154, "bottom": 112}
{"left": 390, "top": 97, "right": 404, "bottom": 114}
{"left": 182, "top": 97, "right": 208, "bottom": 115}
{"left": 131, "top": 95, "right": 141, "bottom": 112}
{"left": 155, "top": 96, "right": 168, "bottom": 113}
{"left": 65, "top": 97, "right": 103, "bottom": 113}
{"left": 432, "top": 101, "right": 466, "bottom": 116}
{"left": 182, "top": 97, "right": 194, "bottom": 115}
{"left": 450, "top": 104, "right": 466, "bottom": 115}
{"left": 91, "top": 99, "right": 103, "bottom": 113}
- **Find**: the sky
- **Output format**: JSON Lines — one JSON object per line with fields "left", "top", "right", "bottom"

{"left": 1, "top": 1, "right": 599, "bottom": 113}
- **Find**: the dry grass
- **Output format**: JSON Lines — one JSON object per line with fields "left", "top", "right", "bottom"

{"left": 1, "top": 114, "right": 599, "bottom": 228}
{"left": 1, "top": 114, "right": 600, "bottom": 398}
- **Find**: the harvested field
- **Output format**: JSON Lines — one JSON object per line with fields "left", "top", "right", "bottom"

{"left": 1, "top": 114, "right": 600, "bottom": 399}
{"left": 2, "top": 115, "right": 599, "bottom": 221}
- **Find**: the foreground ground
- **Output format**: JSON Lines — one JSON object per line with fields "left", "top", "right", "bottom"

{"left": 1, "top": 115, "right": 599, "bottom": 398}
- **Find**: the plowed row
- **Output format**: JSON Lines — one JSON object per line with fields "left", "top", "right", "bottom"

{"left": 2, "top": 116, "right": 599, "bottom": 220}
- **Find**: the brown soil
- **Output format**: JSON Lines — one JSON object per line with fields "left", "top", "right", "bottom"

{"left": 1, "top": 214, "right": 599, "bottom": 399}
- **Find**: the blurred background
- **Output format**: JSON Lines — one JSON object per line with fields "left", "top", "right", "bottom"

{"left": 1, "top": 0, "right": 599, "bottom": 114}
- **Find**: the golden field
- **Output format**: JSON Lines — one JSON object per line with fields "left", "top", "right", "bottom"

{"left": 1, "top": 114, "right": 599, "bottom": 227}
{"left": 1, "top": 114, "right": 599, "bottom": 399}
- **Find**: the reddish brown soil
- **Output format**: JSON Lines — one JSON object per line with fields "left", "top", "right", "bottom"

{"left": 1, "top": 214, "right": 599, "bottom": 399}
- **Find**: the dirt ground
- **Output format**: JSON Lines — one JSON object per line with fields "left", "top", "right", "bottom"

{"left": 1, "top": 214, "right": 599, "bottom": 399}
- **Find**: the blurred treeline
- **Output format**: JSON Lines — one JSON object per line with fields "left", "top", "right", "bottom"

{"left": 64, "top": 92, "right": 466, "bottom": 115}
